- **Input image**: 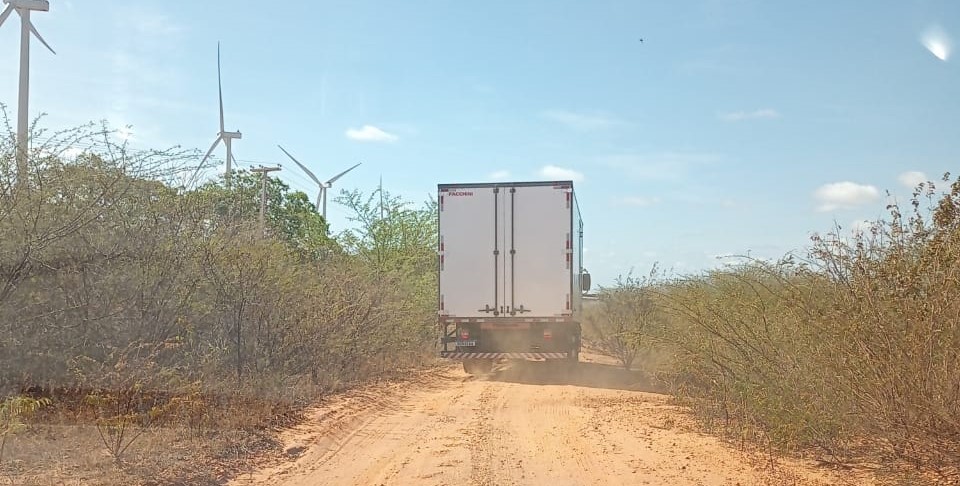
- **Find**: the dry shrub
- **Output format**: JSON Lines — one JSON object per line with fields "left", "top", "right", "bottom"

{"left": 654, "top": 175, "right": 960, "bottom": 483}
{"left": 584, "top": 267, "right": 667, "bottom": 371}
{"left": 0, "top": 118, "right": 438, "bottom": 483}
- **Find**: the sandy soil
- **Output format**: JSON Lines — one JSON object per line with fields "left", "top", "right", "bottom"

{"left": 229, "top": 354, "right": 875, "bottom": 486}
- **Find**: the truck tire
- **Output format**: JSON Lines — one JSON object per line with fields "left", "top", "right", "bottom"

{"left": 463, "top": 358, "right": 494, "bottom": 375}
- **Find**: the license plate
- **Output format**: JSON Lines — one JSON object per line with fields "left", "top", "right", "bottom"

{"left": 457, "top": 340, "right": 477, "bottom": 346}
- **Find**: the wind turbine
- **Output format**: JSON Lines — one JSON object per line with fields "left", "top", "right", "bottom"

{"left": 197, "top": 43, "right": 241, "bottom": 187}
{"left": 0, "top": 0, "right": 55, "bottom": 190}
{"left": 277, "top": 145, "right": 361, "bottom": 221}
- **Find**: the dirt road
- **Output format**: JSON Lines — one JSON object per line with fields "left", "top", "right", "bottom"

{"left": 230, "top": 355, "right": 867, "bottom": 486}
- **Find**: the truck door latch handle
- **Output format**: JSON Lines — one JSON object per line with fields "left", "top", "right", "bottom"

{"left": 511, "top": 305, "right": 530, "bottom": 315}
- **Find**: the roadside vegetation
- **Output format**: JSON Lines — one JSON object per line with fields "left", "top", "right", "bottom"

{"left": 0, "top": 120, "right": 438, "bottom": 484}
{"left": 6, "top": 117, "right": 958, "bottom": 485}
{"left": 589, "top": 175, "right": 960, "bottom": 484}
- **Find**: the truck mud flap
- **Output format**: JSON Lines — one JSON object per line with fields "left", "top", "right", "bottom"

{"left": 441, "top": 352, "right": 570, "bottom": 359}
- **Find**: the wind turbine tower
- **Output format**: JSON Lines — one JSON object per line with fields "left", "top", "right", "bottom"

{"left": 0, "top": 0, "right": 55, "bottom": 190}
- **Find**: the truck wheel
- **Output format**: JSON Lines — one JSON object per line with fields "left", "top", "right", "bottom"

{"left": 463, "top": 359, "right": 493, "bottom": 375}
{"left": 476, "top": 359, "right": 494, "bottom": 374}
{"left": 560, "top": 350, "right": 579, "bottom": 373}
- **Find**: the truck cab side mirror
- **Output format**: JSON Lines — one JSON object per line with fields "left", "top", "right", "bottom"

{"left": 580, "top": 270, "right": 591, "bottom": 292}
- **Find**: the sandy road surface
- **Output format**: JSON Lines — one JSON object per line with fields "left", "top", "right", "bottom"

{"left": 230, "top": 355, "right": 868, "bottom": 486}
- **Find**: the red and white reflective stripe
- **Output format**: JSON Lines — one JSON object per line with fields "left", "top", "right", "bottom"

{"left": 566, "top": 294, "right": 571, "bottom": 310}
{"left": 440, "top": 195, "right": 444, "bottom": 211}
{"left": 480, "top": 322, "right": 530, "bottom": 330}
{"left": 444, "top": 317, "right": 566, "bottom": 323}
{"left": 441, "top": 352, "right": 570, "bottom": 359}
{"left": 565, "top": 191, "right": 571, "bottom": 208}
{"left": 439, "top": 235, "right": 445, "bottom": 270}
{"left": 440, "top": 295, "right": 445, "bottom": 311}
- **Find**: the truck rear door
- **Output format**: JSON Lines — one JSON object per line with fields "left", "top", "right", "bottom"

{"left": 504, "top": 183, "right": 573, "bottom": 317}
{"left": 439, "top": 186, "right": 499, "bottom": 318}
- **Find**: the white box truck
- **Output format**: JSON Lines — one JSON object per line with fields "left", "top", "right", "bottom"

{"left": 437, "top": 180, "right": 590, "bottom": 374}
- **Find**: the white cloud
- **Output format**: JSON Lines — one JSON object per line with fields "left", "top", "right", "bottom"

{"left": 850, "top": 219, "right": 875, "bottom": 235}
{"left": 898, "top": 171, "right": 928, "bottom": 189}
{"left": 116, "top": 126, "right": 135, "bottom": 141}
{"left": 619, "top": 196, "right": 662, "bottom": 207}
{"left": 539, "top": 165, "right": 584, "bottom": 182}
{"left": 542, "top": 110, "right": 623, "bottom": 130}
{"left": 345, "top": 125, "right": 399, "bottom": 143}
{"left": 813, "top": 181, "right": 881, "bottom": 212}
{"left": 719, "top": 108, "right": 781, "bottom": 122}
{"left": 489, "top": 170, "right": 511, "bottom": 180}
{"left": 921, "top": 25, "right": 952, "bottom": 61}
{"left": 62, "top": 147, "right": 85, "bottom": 159}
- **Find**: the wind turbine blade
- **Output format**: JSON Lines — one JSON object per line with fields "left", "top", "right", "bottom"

{"left": 217, "top": 43, "right": 224, "bottom": 133}
{"left": 277, "top": 145, "right": 322, "bottom": 186}
{"left": 191, "top": 137, "right": 221, "bottom": 184}
{"left": 200, "top": 137, "right": 222, "bottom": 165}
{"left": 28, "top": 22, "right": 56, "bottom": 55}
{"left": 0, "top": 5, "right": 14, "bottom": 27}
{"left": 326, "top": 163, "right": 362, "bottom": 185}
{"left": 189, "top": 166, "right": 205, "bottom": 185}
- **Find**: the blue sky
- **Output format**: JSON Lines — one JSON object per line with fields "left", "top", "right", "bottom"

{"left": 0, "top": 0, "right": 957, "bottom": 286}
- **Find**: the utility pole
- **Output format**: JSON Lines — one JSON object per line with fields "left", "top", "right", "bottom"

{"left": 250, "top": 165, "right": 280, "bottom": 236}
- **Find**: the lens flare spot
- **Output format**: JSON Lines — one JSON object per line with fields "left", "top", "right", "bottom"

{"left": 921, "top": 25, "right": 952, "bottom": 61}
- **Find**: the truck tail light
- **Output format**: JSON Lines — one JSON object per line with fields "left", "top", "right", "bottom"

{"left": 543, "top": 329, "right": 553, "bottom": 340}
{"left": 460, "top": 328, "right": 470, "bottom": 340}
